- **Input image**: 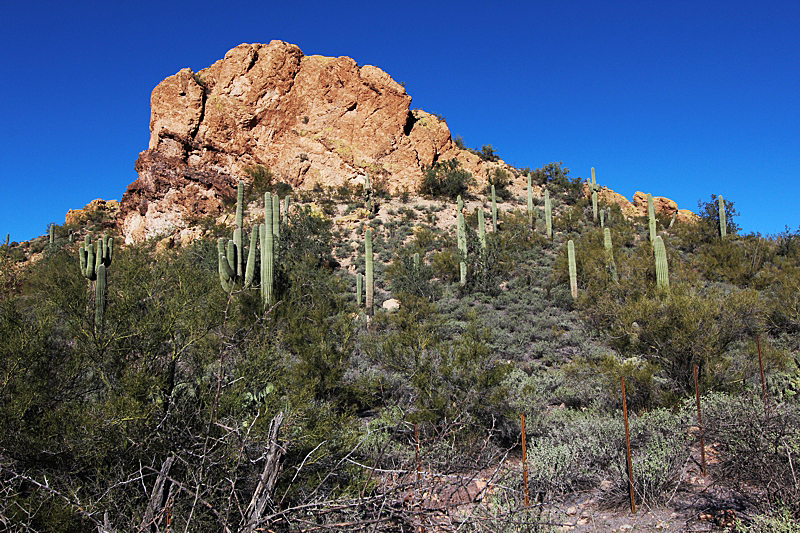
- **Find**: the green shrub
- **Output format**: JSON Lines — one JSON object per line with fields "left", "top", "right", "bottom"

{"left": 420, "top": 158, "right": 476, "bottom": 200}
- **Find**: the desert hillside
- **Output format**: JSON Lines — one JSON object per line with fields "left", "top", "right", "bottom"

{"left": 1, "top": 42, "right": 798, "bottom": 533}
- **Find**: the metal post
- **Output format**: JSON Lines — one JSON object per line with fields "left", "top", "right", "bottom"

{"left": 757, "top": 334, "right": 768, "bottom": 411}
{"left": 521, "top": 413, "right": 530, "bottom": 507}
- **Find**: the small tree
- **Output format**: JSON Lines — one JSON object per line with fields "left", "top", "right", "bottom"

{"left": 698, "top": 194, "right": 740, "bottom": 240}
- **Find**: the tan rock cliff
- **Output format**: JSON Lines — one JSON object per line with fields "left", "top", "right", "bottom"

{"left": 119, "top": 41, "right": 516, "bottom": 243}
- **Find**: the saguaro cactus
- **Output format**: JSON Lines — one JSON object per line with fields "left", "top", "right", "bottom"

{"left": 591, "top": 167, "right": 599, "bottom": 224}
{"left": 654, "top": 235, "right": 669, "bottom": 291}
{"left": 647, "top": 193, "right": 656, "bottom": 243}
{"left": 79, "top": 235, "right": 113, "bottom": 280}
{"left": 365, "top": 175, "right": 373, "bottom": 213}
{"left": 718, "top": 195, "right": 727, "bottom": 238}
{"left": 365, "top": 229, "right": 374, "bottom": 316}
{"left": 261, "top": 193, "right": 274, "bottom": 306}
{"left": 78, "top": 236, "right": 113, "bottom": 330}
{"left": 568, "top": 239, "right": 578, "bottom": 299}
{"left": 604, "top": 228, "right": 618, "bottom": 283}
{"left": 457, "top": 211, "right": 467, "bottom": 286}
{"left": 491, "top": 185, "right": 498, "bottom": 232}
{"left": 95, "top": 264, "right": 106, "bottom": 328}
{"left": 234, "top": 182, "right": 245, "bottom": 277}
{"left": 218, "top": 238, "right": 235, "bottom": 292}
{"left": 478, "top": 209, "right": 487, "bottom": 250}
{"left": 272, "top": 194, "right": 280, "bottom": 240}
{"left": 527, "top": 173, "right": 534, "bottom": 228}
{"left": 219, "top": 182, "right": 262, "bottom": 294}
{"left": 545, "top": 189, "right": 553, "bottom": 239}
{"left": 356, "top": 272, "right": 363, "bottom": 306}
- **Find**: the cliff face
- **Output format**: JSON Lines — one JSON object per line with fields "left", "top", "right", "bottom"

{"left": 118, "top": 41, "right": 508, "bottom": 243}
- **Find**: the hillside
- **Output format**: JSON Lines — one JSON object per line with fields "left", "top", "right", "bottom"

{"left": 1, "top": 43, "right": 799, "bottom": 533}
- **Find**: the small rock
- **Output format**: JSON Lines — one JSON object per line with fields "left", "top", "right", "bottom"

{"left": 620, "top": 525, "right": 633, "bottom": 531}
{"left": 576, "top": 518, "right": 589, "bottom": 526}
{"left": 382, "top": 298, "right": 400, "bottom": 311}
{"left": 566, "top": 506, "right": 578, "bottom": 516}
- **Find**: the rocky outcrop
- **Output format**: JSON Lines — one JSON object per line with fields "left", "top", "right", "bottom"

{"left": 65, "top": 199, "right": 119, "bottom": 227}
{"left": 119, "top": 41, "right": 516, "bottom": 243}
{"left": 631, "top": 191, "right": 696, "bottom": 224}
{"left": 586, "top": 186, "right": 696, "bottom": 224}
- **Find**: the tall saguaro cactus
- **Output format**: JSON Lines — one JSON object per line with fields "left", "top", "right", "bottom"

{"left": 654, "top": 235, "right": 669, "bottom": 291}
{"left": 544, "top": 189, "right": 553, "bottom": 239}
{"left": 78, "top": 235, "right": 113, "bottom": 330}
{"left": 604, "top": 228, "right": 618, "bottom": 283}
{"left": 218, "top": 182, "right": 260, "bottom": 294}
{"left": 568, "top": 239, "right": 578, "bottom": 299}
{"left": 95, "top": 264, "right": 106, "bottom": 328}
{"left": 647, "top": 193, "right": 657, "bottom": 243}
{"left": 478, "top": 209, "right": 487, "bottom": 250}
{"left": 718, "top": 195, "right": 727, "bottom": 238}
{"left": 457, "top": 211, "right": 467, "bottom": 286}
{"left": 491, "top": 185, "right": 498, "bottom": 232}
{"left": 365, "top": 229, "right": 374, "bottom": 316}
{"left": 261, "top": 192, "right": 274, "bottom": 306}
{"left": 272, "top": 194, "right": 280, "bottom": 240}
{"left": 234, "top": 182, "right": 245, "bottom": 277}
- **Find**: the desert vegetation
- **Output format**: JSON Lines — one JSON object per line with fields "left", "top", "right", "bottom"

{"left": 1, "top": 162, "right": 799, "bottom": 532}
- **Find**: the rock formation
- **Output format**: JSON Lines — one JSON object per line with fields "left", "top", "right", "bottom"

{"left": 65, "top": 199, "right": 119, "bottom": 227}
{"left": 118, "top": 40, "right": 514, "bottom": 243}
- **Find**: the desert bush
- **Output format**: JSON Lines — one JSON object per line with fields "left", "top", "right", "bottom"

{"left": 386, "top": 252, "right": 440, "bottom": 302}
{"left": 584, "top": 281, "right": 764, "bottom": 395}
{"left": 702, "top": 392, "right": 800, "bottom": 518}
{"left": 519, "top": 406, "right": 690, "bottom": 504}
{"left": 420, "top": 158, "right": 476, "bottom": 199}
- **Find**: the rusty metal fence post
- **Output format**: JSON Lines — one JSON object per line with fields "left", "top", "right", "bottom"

{"left": 521, "top": 413, "right": 530, "bottom": 507}
{"left": 757, "top": 334, "right": 768, "bottom": 411}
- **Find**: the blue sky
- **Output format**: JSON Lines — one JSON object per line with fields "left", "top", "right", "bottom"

{"left": 2, "top": 0, "right": 798, "bottom": 243}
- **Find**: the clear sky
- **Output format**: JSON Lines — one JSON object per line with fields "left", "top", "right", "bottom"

{"left": 2, "top": 0, "right": 798, "bottom": 243}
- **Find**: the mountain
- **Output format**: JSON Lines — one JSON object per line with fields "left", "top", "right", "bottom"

{"left": 117, "top": 40, "right": 516, "bottom": 244}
